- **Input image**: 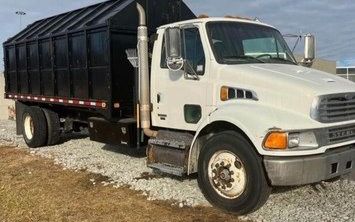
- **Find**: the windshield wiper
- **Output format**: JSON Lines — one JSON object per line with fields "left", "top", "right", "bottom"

{"left": 269, "top": 57, "right": 297, "bottom": 65}
{"left": 223, "top": 55, "right": 265, "bottom": 63}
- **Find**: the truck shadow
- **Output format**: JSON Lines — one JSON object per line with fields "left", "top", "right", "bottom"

{"left": 271, "top": 177, "right": 354, "bottom": 194}
{"left": 271, "top": 186, "right": 304, "bottom": 194}
{"left": 59, "top": 132, "right": 89, "bottom": 144}
{"left": 56, "top": 131, "right": 147, "bottom": 158}
{"left": 101, "top": 144, "right": 199, "bottom": 181}
{"left": 101, "top": 144, "right": 147, "bottom": 158}
{"left": 271, "top": 183, "right": 331, "bottom": 194}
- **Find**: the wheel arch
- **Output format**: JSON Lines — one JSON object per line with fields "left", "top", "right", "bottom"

{"left": 187, "top": 120, "right": 258, "bottom": 175}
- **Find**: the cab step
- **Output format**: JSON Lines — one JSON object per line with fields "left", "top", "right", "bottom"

{"left": 148, "top": 163, "right": 185, "bottom": 177}
{"left": 147, "top": 130, "right": 194, "bottom": 176}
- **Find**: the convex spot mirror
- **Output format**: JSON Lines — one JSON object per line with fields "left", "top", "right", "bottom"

{"left": 164, "top": 27, "right": 184, "bottom": 71}
{"left": 304, "top": 34, "right": 315, "bottom": 62}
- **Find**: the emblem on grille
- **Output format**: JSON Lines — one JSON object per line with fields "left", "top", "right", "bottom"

{"left": 329, "top": 129, "right": 355, "bottom": 139}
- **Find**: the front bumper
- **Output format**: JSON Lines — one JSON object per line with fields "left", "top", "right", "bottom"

{"left": 264, "top": 145, "right": 355, "bottom": 186}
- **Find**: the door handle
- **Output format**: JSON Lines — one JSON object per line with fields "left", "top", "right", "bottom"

{"left": 157, "top": 93, "right": 161, "bottom": 103}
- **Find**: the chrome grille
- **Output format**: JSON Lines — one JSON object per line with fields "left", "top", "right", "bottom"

{"left": 312, "top": 93, "right": 355, "bottom": 123}
{"left": 328, "top": 124, "right": 355, "bottom": 143}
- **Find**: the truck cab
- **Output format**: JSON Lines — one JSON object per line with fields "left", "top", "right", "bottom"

{"left": 145, "top": 17, "right": 355, "bottom": 214}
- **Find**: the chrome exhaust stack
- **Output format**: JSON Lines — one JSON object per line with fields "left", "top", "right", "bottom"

{"left": 136, "top": 3, "right": 158, "bottom": 138}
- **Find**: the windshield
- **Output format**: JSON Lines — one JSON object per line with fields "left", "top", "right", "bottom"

{"left": 206, "top": 22, "right": 297, "bottom": 65}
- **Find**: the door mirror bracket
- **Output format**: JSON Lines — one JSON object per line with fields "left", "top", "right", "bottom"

{"left": 183, "top": 60, "right": 200, "bottom": 81}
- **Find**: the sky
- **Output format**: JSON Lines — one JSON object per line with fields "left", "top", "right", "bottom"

{"left": 0, "top": 0, "right": 354, "bottom": 69}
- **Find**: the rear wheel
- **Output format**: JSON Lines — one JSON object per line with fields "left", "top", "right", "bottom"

{"left": 42, "top": 108, "right": 61, "bottom": 146}
{"left": 22, "top": 106, "right": 47, "bottom": 148}
{"left": 197, "top": 131, "right": 271, "bottom": 215}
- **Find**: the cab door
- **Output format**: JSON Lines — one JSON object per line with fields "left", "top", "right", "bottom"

{"left": 151, "top": 26, "right": 211, "bottom": 131}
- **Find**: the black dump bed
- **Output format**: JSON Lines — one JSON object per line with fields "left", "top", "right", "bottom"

{"left": 3, "top": 0, "right": 195, "bottom": 120}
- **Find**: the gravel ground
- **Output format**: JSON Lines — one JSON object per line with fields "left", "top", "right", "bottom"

{"left": 0, "top": 119, "right": 354, "bottom": 221}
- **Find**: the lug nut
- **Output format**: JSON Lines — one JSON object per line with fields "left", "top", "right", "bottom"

{"left": 234, "top": 160, "right": 242, "bottom": 169}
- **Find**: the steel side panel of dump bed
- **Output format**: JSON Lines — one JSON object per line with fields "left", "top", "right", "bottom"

{"left": 3, "top": 0, "right": 195, "bottom": 120}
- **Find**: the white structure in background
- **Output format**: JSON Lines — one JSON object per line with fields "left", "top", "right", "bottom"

{"left": 336, "top": 66, "right": 355, "bottom": 82}
{"left": 337, "top": 58, "right": 355, "bottom": 82}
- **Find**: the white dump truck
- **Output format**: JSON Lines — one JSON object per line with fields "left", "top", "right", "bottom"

{"left": 139, "top": 5, "right": 355, "bottom": 214}
{"left": 4, "top": 0, "right": 354, "bottom": 215}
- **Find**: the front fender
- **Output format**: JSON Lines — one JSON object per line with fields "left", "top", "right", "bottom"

{"left": 187, "top": 102, "right": 319, "bottom": 174}
{"left": 199, "top": 103, "right": 279, "bottom": 150}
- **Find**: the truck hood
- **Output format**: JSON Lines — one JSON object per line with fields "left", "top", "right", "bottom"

{"left": 245, "top": 64, "right": 355, "bottom": 94}
{"left": 218, "top": 64, "right": 355, "bottom": 119}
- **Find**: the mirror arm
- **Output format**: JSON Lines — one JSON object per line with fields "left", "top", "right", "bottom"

{"left": 183, "top": 60, "right": 200, "bottom": 81}
{"left": 299, "top": 59, "right": 313, "bottom": 67}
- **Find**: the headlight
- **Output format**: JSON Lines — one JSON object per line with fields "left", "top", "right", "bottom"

{"left": 288, "top": 131, "right": 318, "bottom": 149}
{"left": 263, "top": 130, "right": 318, "bottom": 150}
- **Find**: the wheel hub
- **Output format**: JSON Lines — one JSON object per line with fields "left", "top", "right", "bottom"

{"left": 208, "top": 151, "right": 247, "bottom": 199}
{"left": 24, "top": 114, "right": 34, "bottom": 140}
{"left": 212, "top": 163, "right": 234, "bottom": 188}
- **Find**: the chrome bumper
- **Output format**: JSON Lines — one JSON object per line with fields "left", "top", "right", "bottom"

{"left": 264, "top": 146, "right": 355, "bottom": 186}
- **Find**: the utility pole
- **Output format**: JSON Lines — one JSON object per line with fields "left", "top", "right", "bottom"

{"left": 15, "top": 11, "right": 26, "bottom": 29}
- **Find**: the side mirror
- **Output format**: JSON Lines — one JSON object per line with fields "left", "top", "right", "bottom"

{"left": 164, "top": 27, "right": 184, "bottom": 71}
{"left": 304, "top": 34, "right": 315, "bottom": 63}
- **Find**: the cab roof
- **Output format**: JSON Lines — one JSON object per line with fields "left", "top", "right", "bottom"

{"left": 158, "top": 17, "right": 275, "bottom": 30}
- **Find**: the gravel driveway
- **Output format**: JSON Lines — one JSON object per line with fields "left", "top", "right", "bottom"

{"left": 0, "top": 119, "right": 354, "bottom": 222}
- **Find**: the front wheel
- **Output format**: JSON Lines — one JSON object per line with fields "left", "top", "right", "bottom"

{"left": 197, "top": 131, "right": 271, "bottom": 215}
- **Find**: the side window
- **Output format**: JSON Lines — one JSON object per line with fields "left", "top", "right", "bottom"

{"left": 161, "top": 28, "right": 206, "bottom": 75}
{"left": 183, "top": 28, "right": 205, "bottom": 75}
{"left": 160, "top": 37, "right": 168, "bottom": 69}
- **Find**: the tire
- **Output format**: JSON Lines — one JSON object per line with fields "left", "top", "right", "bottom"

{"left": 42, "top": 108, "right": 61, "bottom": 146}
{"left": 22, "top": 106, "right": 48, "bottom": 148}
{"left": 197, "top": 131, "right": 271, "bottom": 215}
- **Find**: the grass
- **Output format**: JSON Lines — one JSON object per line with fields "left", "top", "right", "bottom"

{"left": 0, "top": 147, "right": 242, "bottom": 222}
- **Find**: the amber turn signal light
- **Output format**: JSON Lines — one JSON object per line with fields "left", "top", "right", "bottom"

{"left": 263, "top": 132, "right": 288, "bottom": 150}
{"left": 220, "top": 86, "right": 230, "bottom": 101}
